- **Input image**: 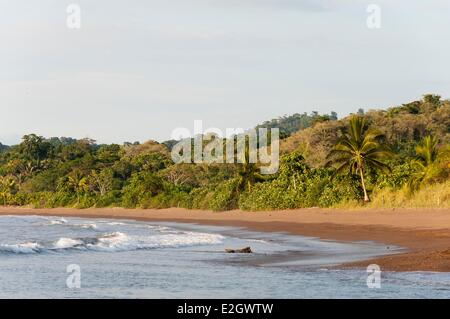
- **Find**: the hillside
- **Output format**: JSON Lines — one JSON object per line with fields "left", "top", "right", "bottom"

{"left": 0, "top": 94, "right": 448, "bottom": 211}
{"left": 255, "top": 111, "right": 338, "bottom": 139}
{"left": 281, "top": 95, "right": 450, "bottom": 167}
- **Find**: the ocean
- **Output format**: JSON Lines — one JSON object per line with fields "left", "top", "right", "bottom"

{"left": 0, "top": 215, "right": 448, "bottom": 298}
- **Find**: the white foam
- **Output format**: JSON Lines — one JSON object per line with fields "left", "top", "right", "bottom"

{"left": 90, "top": 232, "right": 129, "bottom": 251}
{"left": 89, "top": 231, "right": 224, "bottom": 252}
{"left": 79, "top": 223, "right": 98, "bottom": 230}
{"left": 153, "top": 231, "right": 224, "bottom": 248}
{"left": 107, "top": 222, "right": 125, "bottom": 226}
{"left": 0, "top": 230, "right": 224, "bottom": 254}
{"left": 0, "top": 242, "right": 42, "bottom": 254}
{"left": 147, "top": 225, "right": 175, "bottom": 234}
{"left": 245, "top": 238, "right": 268, "bottom": 244}
{"left": 53, "top": 238, "right": 83, "bottom": 249}
{"left": 49, "top": 218, "right": 68, "bottom": 225}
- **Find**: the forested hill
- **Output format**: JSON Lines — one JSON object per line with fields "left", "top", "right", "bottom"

{"left": 281, "top": 94, "right": 450, "bottom": 167}
{"left": 255, "top": 111, "right": 338, "bottom": 139}
{"left": 161, "top": 110, "right": 339, "bottom": 150}
{"left": 0, "top": 94, "right": 448, "bottom": 211}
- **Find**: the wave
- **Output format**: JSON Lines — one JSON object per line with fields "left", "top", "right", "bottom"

{"left": 147, "top": 225, "right": 171, "bottom": 232}
{"left": 48, "top": 218, "right": 68, "bottom": 225}
{"left": 86, "top": 231, "right": 224, "bottom": 252}
{"left": 54, "top": 238, "right": 84, "bottom": 249}
{"left": 245, "top": 238, "right": 268, "bottom": 244}
{"left": 0, "top": 231, "right": 224, "bottom": 254}
{"left": 47, "top": 218, "right": 98, "bottom": 230}
{"left": 0, "top": 242, "right": 42, "bottom": 254}
{"left": 77, "top": 223, "right": 98, "bottom": 230}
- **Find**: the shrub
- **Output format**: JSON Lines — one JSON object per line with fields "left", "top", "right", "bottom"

{"left": 95, "top": 190, "right": 123, "bottom": 208}
{"left": 208, "top": 178, "right": 240, "bottom": 211}
{"left": 121, "top": 172, "right": 164, "bottom": 208}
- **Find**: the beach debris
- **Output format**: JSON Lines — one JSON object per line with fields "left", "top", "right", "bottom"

{"left": 225, "top": 247, "right": 252, "bottom": 254}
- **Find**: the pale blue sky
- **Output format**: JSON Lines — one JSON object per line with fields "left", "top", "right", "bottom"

{"left": 1, "top": 0, "right": 449, "bottom": 144}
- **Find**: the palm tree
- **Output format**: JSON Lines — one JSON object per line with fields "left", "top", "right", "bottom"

{"left": 67, "top": 170, "right": 88, "bottom": 204}
{"left": 326, "top": 116, "right": 392, "bottom": 202}
{"left": 408, "top": 135, "right": 439, "bottom": 191}
{"left": 236, "top": 145, "right": 263, "bottom": 192}
{"left": 0, "top": 175, "right": 15, "bottom": 205}
{"left": 237, "top": 160, "right": 264, "bottom": 192}
{"left": 236, "top": 141, "right": 269, "bottom": 193}
{"left": 414, "top": 135, "right": 438, "bottom": 166}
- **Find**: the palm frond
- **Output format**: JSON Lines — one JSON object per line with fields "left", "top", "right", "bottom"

{"left": 330, "top": 162, "right": 349, "bottom": 180}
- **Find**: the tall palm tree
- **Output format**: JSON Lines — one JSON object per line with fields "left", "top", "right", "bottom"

{"left": 408, "top": 135, "right": 439, "bottom": 191}
{"left": 326, "top": 116, "right": 392, "bottom": 202}
{"left": 67, "top": 170, "right": 88, "bottom": 204}
{"left": 237, "top": 149, "right": 265, "bottom": 193}
{"left": 414, "top": 135, "right": 438, "bottom": 166}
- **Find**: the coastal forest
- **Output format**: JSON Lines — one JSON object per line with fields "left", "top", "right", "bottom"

{"left": 1, "top": 94, "right": 449, "bottom": 210}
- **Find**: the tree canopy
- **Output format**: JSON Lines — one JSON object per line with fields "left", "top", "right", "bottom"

{"left": 0, "top": 95, "right": 448, "bottom": 210}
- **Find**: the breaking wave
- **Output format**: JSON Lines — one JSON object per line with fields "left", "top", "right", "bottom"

{"left": 0, "top": 242, "right": 42, "bottom": 254}
{"left": 47, "top": 218, "right": 98, "bottom": 230}
{"left": 48, "top": 218, "right": 68, "bottom": 225}
{"left": 0, "top": 231, "right": 224, "bottom": 254}
{"left": 77, "top": 223, "right": 98, "bottom": 230}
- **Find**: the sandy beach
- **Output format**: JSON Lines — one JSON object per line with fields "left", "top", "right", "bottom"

{"left": 1, "top": 206, "right": 450, "bottom": 272}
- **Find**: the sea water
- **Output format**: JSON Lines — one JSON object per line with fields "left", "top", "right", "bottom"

{"left": 0, "top": 215, "right": 448, "bottom": 298}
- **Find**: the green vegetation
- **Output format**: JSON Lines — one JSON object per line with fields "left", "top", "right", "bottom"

{"left": 326, "top": 116, "right": 393, "bottom": 202}
{"left": 0, "top": 95, "right": 449, "bottom": 210}
{"left": 255, "top": 111, "right": 338, "bottom": 139}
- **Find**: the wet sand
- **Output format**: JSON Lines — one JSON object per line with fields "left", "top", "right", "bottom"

{"left": 1, "top": 206, "right": 450, "bottom": 272}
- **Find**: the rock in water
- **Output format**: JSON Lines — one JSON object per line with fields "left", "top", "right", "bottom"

{"left": 225, "top": 247, "right": 252, "bottom": 254}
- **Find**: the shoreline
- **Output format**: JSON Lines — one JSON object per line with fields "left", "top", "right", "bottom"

{"left": 1, "top": 206, "right": 450, "bottom": 272}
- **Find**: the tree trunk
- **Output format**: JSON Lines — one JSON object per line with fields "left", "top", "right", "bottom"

{"left": 359, "top": 167, "right": 370, "bottom": 202}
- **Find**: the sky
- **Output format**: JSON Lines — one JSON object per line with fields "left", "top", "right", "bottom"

{"left": 1, "top": 0, "right": 449, "bottom": 145}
